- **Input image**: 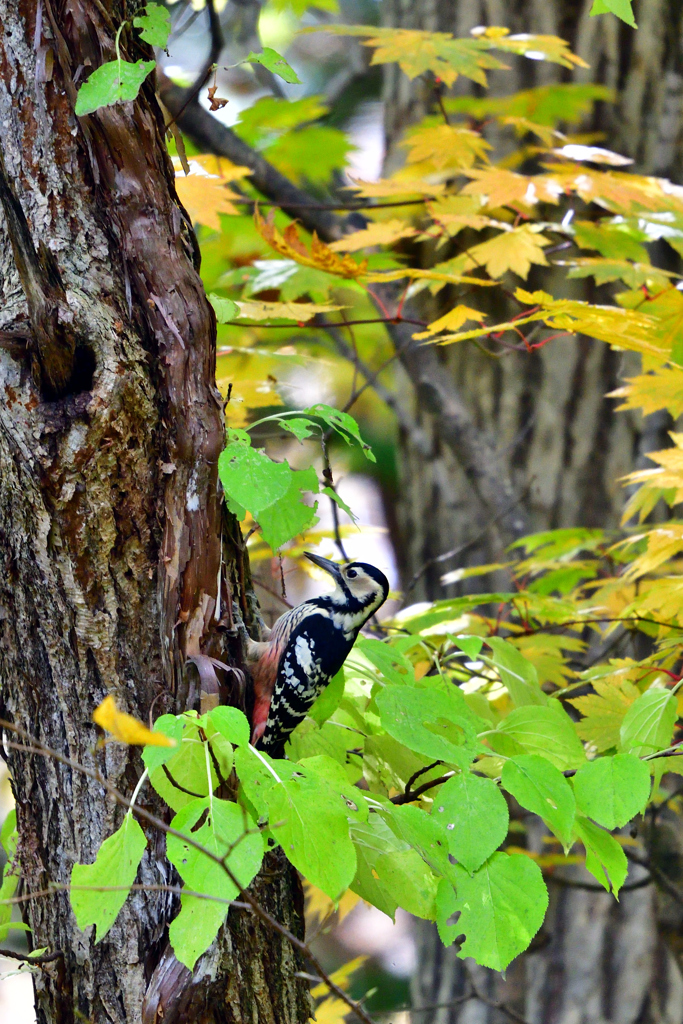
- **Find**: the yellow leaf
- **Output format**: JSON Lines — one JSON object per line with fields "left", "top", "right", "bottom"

{"left": 462, "top": 167, "right": 563, "bottom": 208}
{"left": 235, "top": 300, "right": 344, "bottom": 321}
{"left": 569, "top": 677, "right": 640, "bottom": 752}
{"left": 218, "top": 378, "right": 284, "bottom": 428}
{"left": 311, "top": 956, "right": 368, "bottom": 1000}
{"left": 174, "top": 175, "right": 240, "bottom": 230}
{"left": 176, "top": 155, "right": 253, "bottom": 182}
{"left": 93, "top": 696, "right": 176, "bottom": 747}
{"left": 414, "top": 305, "right": 486, "bottom": 339}
{"left": 458, "top": 224, "right": 551, "bottom": 279}
{"left": 330, "top": 219, "right": 418, "bottom": 252}
{"left": 402, "top": 124, "right": 491, "bottom": 171}
{"left": 255, "top": 208, "right": 367, "bottom": 278}
{"left": 427, "top": 194, "right": 492, "bottom": 235}
{"left": 610, "top": 367, "right": 683, "bottom": 419}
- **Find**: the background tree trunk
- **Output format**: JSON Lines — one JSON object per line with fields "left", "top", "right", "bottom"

{"left": 0, "top": 2, "right": 309, "bottom": 1022}
{"left": 378, "top": 1, "right": 683, "bottom": 1020}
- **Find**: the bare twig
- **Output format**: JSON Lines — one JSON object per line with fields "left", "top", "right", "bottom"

{"left": 0, "top": 947, "right": 63, "bottom": 966}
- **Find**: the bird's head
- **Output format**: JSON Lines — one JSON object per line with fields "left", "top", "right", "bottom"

{"left": 304, "top": 552, "right": 389, "bottom": 614}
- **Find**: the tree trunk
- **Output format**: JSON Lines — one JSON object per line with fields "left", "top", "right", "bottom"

{"left": 0, "top": 3, "right": 309, "bottom": 1022}
{"left": 378, "top": 1, "right": 683, "bottom": 1020}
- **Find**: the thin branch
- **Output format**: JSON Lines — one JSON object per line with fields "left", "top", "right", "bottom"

{"left": 231, "top": 197, "right": 429, "bottom": 213}
{"left": 390, "top": 771, "right": 455, "bottom": 805}
{"left": 624, "top": 848, "right": 683, "bottom": 907}
{"left": 218, "top": 317, "right": 427, "bottom": 330}
{"left": 546, "top": 873, "right": 652, "bottom": 893}
{"left": 164, "top": 0, "right": 223, "bottom": 131}
{"left": 0, "top": 947, "right": 63, "bottom": 966}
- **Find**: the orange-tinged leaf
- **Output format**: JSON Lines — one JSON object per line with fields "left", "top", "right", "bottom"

{"left": 255, "top": 208, "right": 367, "bottom": 278}
{"left": 330, "top": 219, "right": 417, "bottom": 251}
{"left": 414, "top": 305, "right": 486, "bottom": 339}
{"left": 93, "top": 696, "right": 176, "bottom": 747}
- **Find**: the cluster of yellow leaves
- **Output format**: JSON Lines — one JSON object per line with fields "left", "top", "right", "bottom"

{"left": 402, "top": 123, "right": 491, "bottom": 173}
{"left": 330, "top": 219, "right": 417, "bottom": 252}
{"left": 310, "top": 24, "right": 586, "bottom": 87}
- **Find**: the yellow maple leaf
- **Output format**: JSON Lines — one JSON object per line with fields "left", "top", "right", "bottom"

{"left": 569, "top": 677, "right": 640, "bottom": 752}
{"left": 330, "top": 219, "right": 417, "bottom": 252}
{"left": 458, "top": 224, "right": 551, "bottom": 279}
{"left": 177, "top": 155, "right": 252, "bottom": 182}
{"left": 611, "top": 368, "right": 683, "bottom": 419}
{"left": 93, "top": 696, "right": 176, "bottom": 747}
{"left": 414, "top": 305, "right": 486, "bottom": 339}
{"left": 255, "top": 208, "right": 367, "bottom": 278}
{"left": 427, "top": 194, "right": 492, "bottom": 235}
{"left": 462, "top": 167, "right": 563, "bottom": 208}
{"left": 217, "top": 377, "right": 284, "bottom": 428}
{"left": 235, "top": 300, "right": 344, "bottom": 321}
{"left": 403, "top": 123, "right": 491, "bottom": 171}
{"left": 174, "top": 171, "right": 241, "bottom": 230}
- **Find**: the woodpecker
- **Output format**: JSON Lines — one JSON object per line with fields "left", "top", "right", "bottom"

{"left": 245, "top": 552, "right": 389, "bottom": 757}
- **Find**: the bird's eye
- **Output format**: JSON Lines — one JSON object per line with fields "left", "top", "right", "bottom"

{"left": 346, "top": 568, "right": 358, "bottom": 579}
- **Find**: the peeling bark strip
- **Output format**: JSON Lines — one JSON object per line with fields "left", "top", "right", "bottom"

{"left": 0, "top": 2, "right": 308, "bottom": 1022}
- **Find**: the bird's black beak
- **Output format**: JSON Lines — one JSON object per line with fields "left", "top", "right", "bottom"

{"left": 304, "top": 551, "right": 344, "bottom": 583}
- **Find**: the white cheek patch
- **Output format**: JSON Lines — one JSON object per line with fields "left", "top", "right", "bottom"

{"left": 294, "top": 635, "right": 314, "bottom": 673}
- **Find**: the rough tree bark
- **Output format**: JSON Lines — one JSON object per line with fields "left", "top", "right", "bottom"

{"left": 378, "top": 1, "right": 683, "bottom": 1021}
{"left": 0, "top": 2, "right": 309, "bottom": 1023}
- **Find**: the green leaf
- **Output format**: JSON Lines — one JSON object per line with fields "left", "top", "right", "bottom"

{"left": 71, "top": 814, "right": 147, "bottom": 941}
{"left": 141, "top": 715, "right": 184, "bottom": 771}
{"left": 298, "top": 755, "right": 368, "bottom": 822}
{"left": 245, "top": 48, "right": 302, "bottom": 85}
{"left": 376, "top": 684, "right": 480, "bottom": 769}
{"left": 322, "top": 486, "right": 358, "bottom": 523}
{"left": 218, "top": 442, "right": 292, "bottom": 516}
{"left": 208, "top": 294, "right": 239, "bottom": 323}
{"left": 133, "top": 3, "right": 171, "bottom": 47}
{"left": 276, "top": 417, "right": 320, "bottom": 442}
{"left": 208, "top": 706, "right": 251, "bottom": 748}
{"left": 573, "top": 815, "right": 628, "bottom": 895}
{"left": 167, "top": 797, "right": 264, "bottom": 969}
{"left": 308, "top": 668, "right": 345, "bottom": 725}
{"left": 384, "top": 804, "right": 455, "bottom": 880}
{"left": 0, "top": 810, "right": 19, "bottom": 941}
{"left": 572, "top": 753, "right": 651, "bottom": 830}
{"left": 453, "top": 852, "right": 548, "bottom": 971}
{"left": 433, "top": 772, "right": 509, "bottom": 872}
{"left": 357, "top": 637, "right": 416, "bottom": 686}
{"left": 286, "top": 717, "right": 351, "bottom": 765}
{"left": 590, "top": 0, "right": 637, "bottom": 27}
{"left": 148, "top": 718, "right": 218, "bottom": 812}
{"left": 303, "top": 403, "right": 375, "bottom": 461}
{"left": 350, "top": 816, "right": 438, "bottom": 920}
{"left": 486, "top": 637, "right": 547, "bottom": 706}
{"left": 257, "top": 468, "right": 319, "bottom": 550}
{"left": 0, "top": 808, "right": 16, "bottom": 853}
{"left": 619, "top": 687, "right": 677, "bottom": 756}
{"left": 502, "top": 755, "right": 575, "bottom": 849}
{"left": 435, "top": 877, "right": 460, "bottom": 946}
{"left": 266, "top": 768, "right": 357, "bottom": 899}
{"left": 448, "top": 634, "right": 484, "bottom": 660}
{"left": 75, "top": 59, "right": 156, "bottom": 116}
{"left": 490, "top": 705, "right": 586, "bottom": 770}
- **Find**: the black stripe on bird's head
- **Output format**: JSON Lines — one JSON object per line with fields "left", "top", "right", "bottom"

{"left": 304, "top": 552, "right": 389, "bottom": 613}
